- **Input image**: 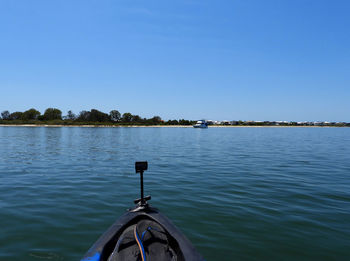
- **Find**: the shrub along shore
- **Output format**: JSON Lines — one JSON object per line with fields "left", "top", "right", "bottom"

{"left": 0, "top": 108, "right": 194, "bottom": 126}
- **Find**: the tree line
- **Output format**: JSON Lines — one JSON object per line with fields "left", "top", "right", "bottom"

{"left": 0, "top": 108, "right": 194, "bottom": 125}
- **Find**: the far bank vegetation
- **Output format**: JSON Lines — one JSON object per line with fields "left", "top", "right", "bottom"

{"left": 0, "top": 108, "right": 194, "bottom": 126}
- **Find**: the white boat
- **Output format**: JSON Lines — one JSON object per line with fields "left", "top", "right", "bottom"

{"left": 193, "top": 120, "right": 208, "bottom": 128}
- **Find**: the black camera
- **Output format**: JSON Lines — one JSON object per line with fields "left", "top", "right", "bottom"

{"left": 135, "top": 161, "right": 148, "bottom": 173}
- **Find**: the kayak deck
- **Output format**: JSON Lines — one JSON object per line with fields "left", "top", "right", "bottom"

{"left": 82, "top": 207, "right": 203, "bottom": 261}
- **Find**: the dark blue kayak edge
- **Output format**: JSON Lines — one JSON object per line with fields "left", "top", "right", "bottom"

{"left": 81, "top": 206, "right": 204, "bottom": 261}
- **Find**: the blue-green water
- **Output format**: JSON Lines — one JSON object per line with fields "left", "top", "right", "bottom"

{"left": 0, "top": 126, "right": 350, "bottom": 260}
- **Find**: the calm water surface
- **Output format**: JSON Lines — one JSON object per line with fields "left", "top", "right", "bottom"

{"left": 0, "top": 126, "right": 350, "bottom": 260}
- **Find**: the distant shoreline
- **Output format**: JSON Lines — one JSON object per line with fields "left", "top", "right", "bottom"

{"left": 0, "top": 124, "right": 348, "bottom": 128}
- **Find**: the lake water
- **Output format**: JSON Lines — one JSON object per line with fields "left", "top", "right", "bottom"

{"left": 0, "top": 126, "right": 350, "bottom": 260}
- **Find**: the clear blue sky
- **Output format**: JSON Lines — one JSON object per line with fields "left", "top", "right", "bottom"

{"left": 0, "top": 0, "right": 349, "bottom": 121}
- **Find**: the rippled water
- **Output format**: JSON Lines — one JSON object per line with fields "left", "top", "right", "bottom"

{"left": 0, "top": 126, "right": 350, "bottom": 260}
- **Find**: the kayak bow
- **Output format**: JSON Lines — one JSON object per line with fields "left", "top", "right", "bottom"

{"left": 81, "top": 161, "right": 204, "bottom": 261}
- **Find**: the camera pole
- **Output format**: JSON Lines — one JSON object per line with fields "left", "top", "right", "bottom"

{"left": 134, "top": 161, "right": 151, "bottom": 209}
{"left": 140, "top": 169, "right": 144, "bottom": 205}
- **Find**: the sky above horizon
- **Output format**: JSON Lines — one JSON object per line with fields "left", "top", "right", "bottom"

{"left": 0, "top": 0, "right": 349, "bottom": 121}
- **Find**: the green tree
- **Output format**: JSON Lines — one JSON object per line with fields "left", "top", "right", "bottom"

{"left": 109, "top": 110, "right": 121, "bottom": 122}
{"left": 150, "top": 116, "right": 162, "bottom": 124}
{"left": 22, "top": 108, "right": 40, "bottom": 120}
{"left": 131, "top": 115, "right": 142, "bottom": 123}
{"left": 89, "top": 109, "right": 109, "bottom": 122}
{"left": 1, "top": 110, "right": 10, "bottom": 120}
{"left": 76, "top": 109, "right": 109, "bottom": 122}
{"left": 166, "top": 119, "right": 179, "bottom": 125}
{"left": 77, "top": 110, "right": 90, "bottom": 121}
{"left": 10, "top": 111, "right": 23, "bottom": 120}
{"left": 179, "top": 119, "right": 191, "bottom": 125}
{"left": 66, "top": 110, "right": 76, "bottom": 120}
{"left": 122, "top": 112, "right": 133, "bottom": 122}
{"left": 43, "top": 108, "right": 62, "bottom": 120}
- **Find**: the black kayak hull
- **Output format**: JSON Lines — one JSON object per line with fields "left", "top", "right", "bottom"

{"left": 81, "top": 206, "right": 204, "bottom": 261}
